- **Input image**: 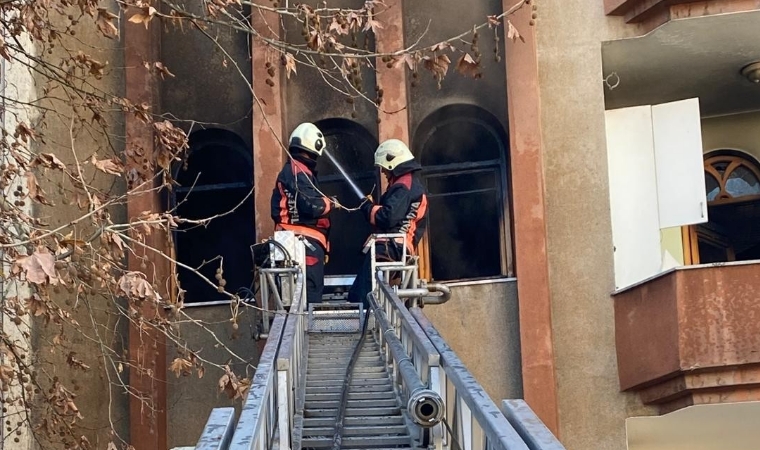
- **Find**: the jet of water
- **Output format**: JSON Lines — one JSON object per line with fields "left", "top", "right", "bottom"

{"left": 323, "top": 148, "right": 366, "bottom": 201}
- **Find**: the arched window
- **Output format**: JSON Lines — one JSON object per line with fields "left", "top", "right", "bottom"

{"left": 413, "top": 104, "right": 512, "bottom": 281}
{"left": 313, "top": 118, "right": 379, "bottom": 276}
{"left": 704, "top": 154, "right": 760, "bottom": 203}
{"left": 690, "top": 151, "right": 760, "bottom": 264}
{"left": 172, "top": 129, "right": 255, "bottom": 304}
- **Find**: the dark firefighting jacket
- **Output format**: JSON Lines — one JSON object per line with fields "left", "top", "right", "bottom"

{"left": 271, "top": 155, "right": 331, "bottom": 251}
{"left": 361, "top": 160, "right": 428, "bottom": 254}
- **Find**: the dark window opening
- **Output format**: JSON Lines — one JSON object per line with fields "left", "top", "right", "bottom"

{"left": 313, "top": 118, "right": 379, "bottom": 276}
{"left": 695, "top": 151, "right": 760, "bottom": 265}
{"left": 414, "top": 104, "right": 511, "bottom": 281}
{"left": 172, "top": 129, "right": 255, "bottom": 303}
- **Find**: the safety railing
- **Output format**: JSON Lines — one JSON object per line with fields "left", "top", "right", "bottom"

{"left": 227, "top": 312, "right": 286, "bottom": 450}
{"left": 226, "top": 268, "right": 305, "bottom": 450}
{"left": 410, "top": 308, "right": 536, "bottom": 450}
{"left": 368, "top": 264, "right": 445, "bottom": 448}
{"left": 275, "top": 273, "right": 306, "bottom": 450}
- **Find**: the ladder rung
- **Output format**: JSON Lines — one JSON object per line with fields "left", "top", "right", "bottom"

{"left": 301, "top": 435, "right": 411, "bottom": 448}
{"left": 302, "top": 415, "right": 406, "bottom": 428}
{"left": 305, "top": 391, "right": 396, "bottom": 401}
{"left": 301, "top": 425, "right": 409, "bottom": 437}
{"left": 304, "top": 407, "right": 401, "bottom": 417}
{"left": 305, "top": 399, "right": 399, "bottom": 409}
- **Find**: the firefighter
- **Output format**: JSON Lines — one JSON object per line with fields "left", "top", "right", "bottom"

{"left": 347, "top": 139, "right": 428, "bottom": 307}
{"left": 271, "top": 122, "right": 336, "bottom": 304}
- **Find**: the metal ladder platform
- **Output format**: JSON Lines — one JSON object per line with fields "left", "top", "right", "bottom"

{"left": 188, "top": 233, "right": 566, "bottom": 450}
{"left": 300, "top": 331, "right": 414, "bottom": 450}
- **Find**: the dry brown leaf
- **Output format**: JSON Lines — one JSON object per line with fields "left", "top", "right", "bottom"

{"left": 507, "top": 20, "right": 524, "bottom": 42}
{"left": 423, "top": 54, "right": 451, "bottom": 78}
{"left": 0, "top": 36, "right": 10, "bottom": 61}
{"left": 26, "top": 294, "right": 49, "bottom": 317}
{"left": 154, "top": 62, "right": 175, "bottom": 80}
{"left": 90, "top": 154, "right": 124, "bottom": 176}
{"left": 118, "top": 272, "right": 162, "bottom": 302}
{"left": 170, "top": 357, "right": 193, "bottom": 377}
{"left": 283, "top": 53, "right": 297, "bottom": 80}
{"left": 14, "top": 122, "right": 37, "bottom": 142}
{"left": 32, "top": 153, "right": 66, "bottom": 170}
{"left": 96, "top": 8, "right": 119, "bottom": 38}
{"left": 456, "top": 53, "right": 480, "bottom": 78}
{"left": 364, "top": 18, "right": 383, "bottom": 34}
{"left": 17, "top": 250, "right": 58, "bottom": 285}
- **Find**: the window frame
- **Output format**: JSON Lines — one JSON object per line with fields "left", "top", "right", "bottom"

{"left": 168, "top": 129, "right": 255, "bottom": 306}
{"left": 413, "top": 111, "right": 513, "bottom": 282}
{"left": 683, "top": 150, "right": 760, "bottom": 265}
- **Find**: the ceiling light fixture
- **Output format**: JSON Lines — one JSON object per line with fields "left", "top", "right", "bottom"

{"left": 741, "top": 62, "right": 760, "bottom": 84}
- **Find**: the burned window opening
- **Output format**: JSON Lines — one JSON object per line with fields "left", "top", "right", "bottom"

{"left": 171, "top": 129, "right": 255, "bottom": 304}
{"left": 313, "top": 118, "right": 379, "bottom": 276}
{"left": 414, "top": 105, "right": 512, "bottom": 281}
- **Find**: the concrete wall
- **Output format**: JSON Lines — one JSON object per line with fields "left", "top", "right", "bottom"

{"left": 424, "top": 281, "right": 522, "bottom": 402}
{"left": 158, "top": 7, "right": 259, "bottom": 446}
{"left": 282, "top": 0, "right": 378, "bottom": 137}
{"left": 25, "top": 3, "right": 130, "bottom": 447}
{"left": 166, "top": 305, "right": 260, "bottom": 448}
{"left": 534, "top": 3, "right": 656, "bottom": 449}
{"left": 403, "top": 0, "right": 508, "bottom": 141}
{"left": 160, "top": 0, "right": 253, "bottom": 146}
{"left": 702, "top": 111, "right": 760, "bottom": 161}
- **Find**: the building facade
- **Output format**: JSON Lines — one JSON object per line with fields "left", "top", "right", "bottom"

{"left": 6, "top": 0, "right": 760, "bottom": 449}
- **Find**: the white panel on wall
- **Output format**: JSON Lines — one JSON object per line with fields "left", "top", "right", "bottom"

{"left": 605, "top": 106, "right": 663, "bottom": 290}
{"left": 652, "top": 98, "right": 709, "bottom": 228}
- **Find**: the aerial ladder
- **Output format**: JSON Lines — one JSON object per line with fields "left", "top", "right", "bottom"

{"left": 183, "top": 232, "right": 565, "bottom": 450}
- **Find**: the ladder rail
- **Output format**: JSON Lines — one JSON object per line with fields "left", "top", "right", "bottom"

{"left": 410, "top": 308, "right": 536, "bottom": 450}
{"left": 228, "top": 312, "right": 287, "bottom": 450}
{"left": 276, "top": 273, "right": 307, "bottom": 450}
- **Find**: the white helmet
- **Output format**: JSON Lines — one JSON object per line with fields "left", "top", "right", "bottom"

{"left": 289, "top": 122, "right": 325, "bottom": 157}
{"left": 374, "top": 139, "right": 414, "bottom": 171}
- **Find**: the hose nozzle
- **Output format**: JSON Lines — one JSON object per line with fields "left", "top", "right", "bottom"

{"left": 408, "top": 388, "right": 445, "bottom": 427}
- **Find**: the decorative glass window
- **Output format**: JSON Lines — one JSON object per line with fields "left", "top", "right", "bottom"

{"left": 704, "top": 154, "right": 760, "bottom": 203}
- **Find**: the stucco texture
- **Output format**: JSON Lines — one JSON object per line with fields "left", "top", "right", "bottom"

{"left": 424, "top": 282, "right": 522, "bottom": 402}
{"left": 534, "top": 2, "right": 655, "bottom": 449}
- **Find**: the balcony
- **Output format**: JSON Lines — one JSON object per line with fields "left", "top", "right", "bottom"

{"left": 605, "top": 0, "right": 760, "bottom": 28}
{"left": 614, "top": 261, "right": 760, "bottom": 414}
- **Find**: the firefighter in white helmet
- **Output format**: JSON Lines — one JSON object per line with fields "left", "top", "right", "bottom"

{"left": 271, "top": 122, "right": 337, "bottom": 304}
{"left": 347, "top": 139, "right": 429, "bottom": 307}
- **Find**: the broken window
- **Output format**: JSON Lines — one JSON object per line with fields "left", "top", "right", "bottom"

{"left": 172, "top": 129, "right": 255, "bottom": 303}
{"left": 313, "top": 118, "right": 379, "bottom": 276}
{"left": 414, "top": 105, "right": 512, "bottom": 281}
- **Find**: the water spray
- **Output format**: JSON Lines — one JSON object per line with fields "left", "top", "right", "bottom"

{"left": 323, "top": 148, "right": 369, "bottom": 201}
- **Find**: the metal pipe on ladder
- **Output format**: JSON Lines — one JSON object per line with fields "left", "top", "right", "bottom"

{"left": 367, "top": 293, "right": 445, "bottom": 428}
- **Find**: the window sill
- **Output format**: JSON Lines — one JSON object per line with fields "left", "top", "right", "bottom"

{"left": 164, "top": 298, "right": 255, "bottom": 309}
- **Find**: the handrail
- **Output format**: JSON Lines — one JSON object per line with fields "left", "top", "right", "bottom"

{"left": 275, "top": 273, "right": 306, "bottom": 450}
{"left": 410, "top": 307, "right": 532, "bottom": 450}
{"left": 227, "top": 312, "right": 286, "bottom": 450}
{"left": 373, "top": 274, "right": 446, "bottom": 448}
